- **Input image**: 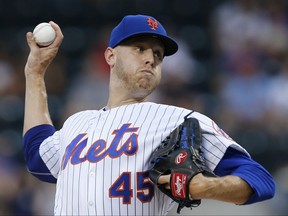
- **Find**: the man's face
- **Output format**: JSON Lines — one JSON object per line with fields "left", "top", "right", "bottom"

{"left": 112, "top": 35, "right": 165, "bottom": 98}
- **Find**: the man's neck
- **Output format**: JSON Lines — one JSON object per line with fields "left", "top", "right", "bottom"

{"left": 105, "top": 97, "right": 148, "bottom": 110}
{"left": 106, "top": 78, "right": 151, "bottom": 110}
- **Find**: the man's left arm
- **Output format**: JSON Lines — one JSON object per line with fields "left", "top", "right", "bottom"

{"left": 188, "top": 147, "right": 275, "bottom": 204}
{"left": 158, "top": 147, "right": 275, "bottom": 204}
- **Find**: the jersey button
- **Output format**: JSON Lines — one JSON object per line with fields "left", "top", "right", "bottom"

{"left": 89, "top": 201, "right": 94, "bottom": 206}
{"left": 90, "top": 172, "right": 95, "bottom": 176}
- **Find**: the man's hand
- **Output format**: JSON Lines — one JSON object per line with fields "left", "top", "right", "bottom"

{"left": 25, "top": 21, "right": 64, "bottom": 77}
{"left": 158, "top": 173, "right": 205, "bottom": 200}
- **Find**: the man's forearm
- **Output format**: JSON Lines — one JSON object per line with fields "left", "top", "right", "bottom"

{"left": 23, "top": 74, "right": 53, "bottom": 135}
{"left": 189, "top": 174, "right": 253, "bottom": 204}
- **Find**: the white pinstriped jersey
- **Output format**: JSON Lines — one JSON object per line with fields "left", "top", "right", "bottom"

{"left": 39, "top": 102, "right": 249, "bottom": 215}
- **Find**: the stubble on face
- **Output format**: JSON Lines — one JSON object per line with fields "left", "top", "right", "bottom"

{"left": 113, "top": 51, "right": 161, "bottom": 98}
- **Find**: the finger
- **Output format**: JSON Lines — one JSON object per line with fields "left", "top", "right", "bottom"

{"left": 49, "top": 21, "right": 64, "bottom": 46}
{"left": 165, "top": 184, "right": 171, "bottom": 190}
{"left": 26, "top": 32, "right": 38, "bottom": 50}
{"left": 158, "top": 174, "right": 170, "bottom": 184}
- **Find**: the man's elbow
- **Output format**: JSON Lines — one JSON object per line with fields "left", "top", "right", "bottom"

{"left": 245, "top": 174, "right": 276, "bottom": 205}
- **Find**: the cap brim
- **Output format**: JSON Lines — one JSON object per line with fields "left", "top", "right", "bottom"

{"left": 153, "top": 34, "right": 178, "bottom": 56}
{"left": 115, "top": 33, "right": 178, "bottom": 56}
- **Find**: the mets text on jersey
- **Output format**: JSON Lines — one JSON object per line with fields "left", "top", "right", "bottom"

{"left": 61, "top": 123, "right": 139, "bottom": 170}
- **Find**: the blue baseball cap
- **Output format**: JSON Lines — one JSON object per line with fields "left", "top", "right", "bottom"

{"left": 109, "top": 14, "right": 178, "bottom": 56}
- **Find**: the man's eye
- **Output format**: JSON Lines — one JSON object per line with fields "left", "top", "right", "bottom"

{"left": 136, "top": 47, "right": 144, "bottom": 52}
{"left": 154, "top": 51, "right": 163, "bottom": 60}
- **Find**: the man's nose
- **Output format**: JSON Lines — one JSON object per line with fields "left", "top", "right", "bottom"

{"left": 143, "top": 49, "right": 155, "bottom": 65}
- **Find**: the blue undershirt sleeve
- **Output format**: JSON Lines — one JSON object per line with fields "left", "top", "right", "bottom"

{"left": 23, "top": 124, "right": 57, "bottom": 183}
{"left": 214, "top": 147, "right": 275, "bottom": 204}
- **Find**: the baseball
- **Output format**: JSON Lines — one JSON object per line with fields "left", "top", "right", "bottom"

{"left": 33, "top": 22, "right": 56, "bottom": 47}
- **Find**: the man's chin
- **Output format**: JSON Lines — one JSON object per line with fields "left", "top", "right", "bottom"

{"left": 131, "top": 87, "right": 155, "bottom": 99}
{"left": 139, "top": 79, "right": 159, "bottom": 91}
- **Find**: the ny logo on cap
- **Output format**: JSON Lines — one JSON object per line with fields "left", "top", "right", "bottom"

{"left": 147, "top": 17, "right": 158, "bottom": 30}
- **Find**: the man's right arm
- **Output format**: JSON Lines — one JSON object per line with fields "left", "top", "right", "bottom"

{"left": 23, "top": 22, "right": 63, "bottom": 182}
{"left": 23, "top": 21, "right": 63, "bottom": 134}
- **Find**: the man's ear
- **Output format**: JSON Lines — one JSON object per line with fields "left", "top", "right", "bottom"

{"left": 104, "top": 47, "right": 116, "bottom": 67}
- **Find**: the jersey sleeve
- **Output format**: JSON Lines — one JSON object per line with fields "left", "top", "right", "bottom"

{"left": 38, "top": 129, "right": 61, "bottom": 179}
{"left": 23, "top": 124, "right": 57, "bottom": 183}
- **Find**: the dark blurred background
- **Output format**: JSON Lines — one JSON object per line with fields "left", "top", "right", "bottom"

{"left": 0, "top": 0, "right": 287, "bottom": 215}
